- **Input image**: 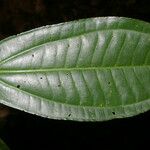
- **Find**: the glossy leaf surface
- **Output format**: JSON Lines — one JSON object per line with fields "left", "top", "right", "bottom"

{"left": 0, "top": 17, "right": 150, "bottom": 121}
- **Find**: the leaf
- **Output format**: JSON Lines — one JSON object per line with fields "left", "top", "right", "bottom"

{"left": 0, "top": 17, "right": 150, "bottom": 121}
{"left": 0, "top": 138, "right": 10, "bottom": 150}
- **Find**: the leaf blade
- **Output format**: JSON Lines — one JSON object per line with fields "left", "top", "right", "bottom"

{"left": 0, "top": 17, "right": 150, "bottom": 121}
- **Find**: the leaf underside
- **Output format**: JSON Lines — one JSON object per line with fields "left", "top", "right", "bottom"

{"left": 0, "top": 17, "right": 150, "bottom": 121}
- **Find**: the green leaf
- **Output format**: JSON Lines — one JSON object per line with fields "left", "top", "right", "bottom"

{"left": 0, "top": 17, "right": 150, "bottom": 121}
{"left": 0, "top": 138, "right": 10, "bottom": 150}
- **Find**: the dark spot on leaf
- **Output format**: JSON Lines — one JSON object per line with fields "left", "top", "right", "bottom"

{"left": 108, "top": 81, "right": 111, "bottom": 85}
{"left": 68, "top": 114, "right": 71, "bottom": 117}
{"left": 17, "top": 85, "right": 20, "bottom": 88}
{"left": 58, "top": 84, "right": 61, "bottom": 87}
{"left": 40, "top": 77, "right": 43, "bottom": 79}
{"left": 32, "top": 54, "right": 34, "bottom": 57}
{"left": 112, "top": 112, "right": 115, "bottom": 115}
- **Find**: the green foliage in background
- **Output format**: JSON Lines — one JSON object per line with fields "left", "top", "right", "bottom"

{"left": 0, "top": 138, "right": 9, "bottom": 150}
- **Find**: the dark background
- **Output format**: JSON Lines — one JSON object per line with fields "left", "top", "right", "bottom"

{"left": 0, "top": 0, "right": 150, "bottom": 149}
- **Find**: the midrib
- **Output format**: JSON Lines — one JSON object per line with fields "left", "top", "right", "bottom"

{"left": 0, "top": 65, "right": 149, "bottom": 74}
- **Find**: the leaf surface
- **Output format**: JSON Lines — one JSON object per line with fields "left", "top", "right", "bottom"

{"left": 0, "top": 17, "right": 150, "bottom": 121}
